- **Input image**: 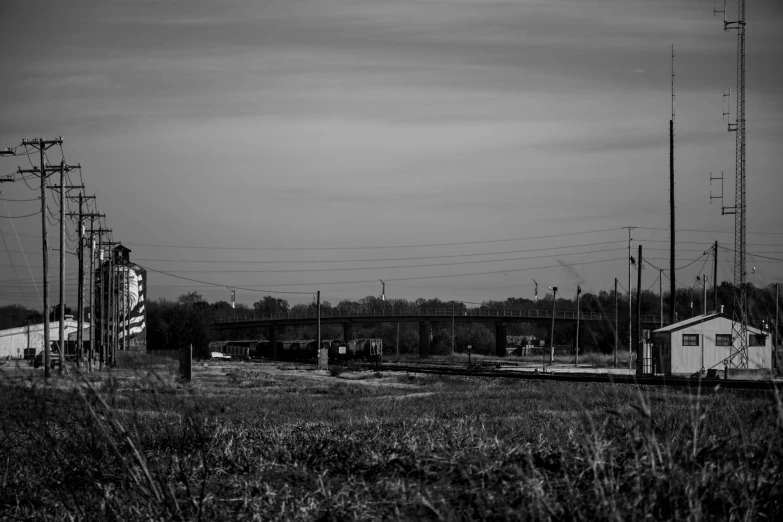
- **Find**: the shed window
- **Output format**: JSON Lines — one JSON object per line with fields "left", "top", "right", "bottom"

{"left": 749, "top": 334, "right": 766, "bottom": 347}
{"left": 716, "top": 334, "right": 732, "bottom": 347}
{"left": 682, "top": 334, "right": 699, "bottom": 346}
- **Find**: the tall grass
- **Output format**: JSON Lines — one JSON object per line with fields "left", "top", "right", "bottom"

{"left": 1, "top": 365, "right": 780, "bottom": 520}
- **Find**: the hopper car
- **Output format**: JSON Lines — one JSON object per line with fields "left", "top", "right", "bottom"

{"left": 253, "top": 338, "right": 383, "bottom": 363}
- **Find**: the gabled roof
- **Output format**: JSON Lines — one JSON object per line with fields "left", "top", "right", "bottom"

{"left": 653, "top": 313, "right": 768, "bottom": 335}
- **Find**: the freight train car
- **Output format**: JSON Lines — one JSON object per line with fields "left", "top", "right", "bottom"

{"left": 208, "top": 340, "right": 252, "bottom": 360}
{"left": 254, "top": 338, "right": 383, "bottom": 363}
{"left": 328, "top": 339, "right": 383, "bottom": 363}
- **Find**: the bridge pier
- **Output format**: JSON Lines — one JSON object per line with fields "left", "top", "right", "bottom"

{"left": 495, "top": 322, "right": 507, "bottom": 357}
{"left": 269, "top": 325, "right": 278, "bottom": 361}
{"left": 419, "top": 321, "right": 431, "bottom": 358}
{"left": 343, "top": 322, "right": 353, "bottom": 342}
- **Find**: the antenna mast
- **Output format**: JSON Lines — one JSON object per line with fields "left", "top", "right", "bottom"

{"left": 669, "top": 45, "right": 676, "bottom": 325}
{"left": 715, "top": 0, "right": 748, "bottom": 368}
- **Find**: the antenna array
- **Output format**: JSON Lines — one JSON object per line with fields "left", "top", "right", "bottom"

{"left": 714, "top": 0, "right": 748, "bottom": 368}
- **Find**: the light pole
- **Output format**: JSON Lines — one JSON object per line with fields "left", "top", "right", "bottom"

{"left": 697, "top": 275, "right": 708, "bottom": 315}
{"left": 533, "top": 279, "right": 539, "bottom": 311}
{"left": 380, "top": 279, "right": 385, "bottom": 314}
{"left": 548, "top": 286, "right": 557, "bottom": 365}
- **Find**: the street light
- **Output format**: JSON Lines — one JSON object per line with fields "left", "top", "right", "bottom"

{"left": 380, "top": 279, "right": 385, "bottom": 314}
{"left": 532, "top": 279, "right": 538, "bottom": 310}
{"left": 548, "top": 286, "right": 558, "bottom": 365}
{"left": 697, "top": 275, "right": 708, "bottom": 315}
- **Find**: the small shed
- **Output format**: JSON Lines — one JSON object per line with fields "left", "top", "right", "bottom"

{"left": 650, "top": 313, "right": 771, "bottom": 375}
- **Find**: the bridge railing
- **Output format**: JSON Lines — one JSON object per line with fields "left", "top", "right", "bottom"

{"left": 215, "top": 309, "right": 665, "bottom": 324}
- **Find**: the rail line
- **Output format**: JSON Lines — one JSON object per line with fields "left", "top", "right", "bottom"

{"left": 374, "top": 363, "right": 783, "bottom": 391}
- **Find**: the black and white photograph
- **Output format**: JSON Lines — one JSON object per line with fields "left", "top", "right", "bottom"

{"left": 1, "top": 1, "right": 782, "bottom": 519}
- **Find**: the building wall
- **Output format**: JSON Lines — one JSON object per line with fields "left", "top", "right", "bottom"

{"left": 0, "top": 320, "right": 81, "bottom": 359}
{"left": 654, "top": 316, "right": 770, "bottom": 374}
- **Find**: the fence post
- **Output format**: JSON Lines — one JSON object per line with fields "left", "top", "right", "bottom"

{"left": 180, "top": 344, "right": 192, "bottom": 381}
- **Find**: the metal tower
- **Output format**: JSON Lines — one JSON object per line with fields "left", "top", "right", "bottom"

{"left": 716, "top": 0, "right": 747, "bottom": 367}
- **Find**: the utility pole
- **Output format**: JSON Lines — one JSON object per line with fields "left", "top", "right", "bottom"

{"left": 110, "top": 246, "right": 117, "bottom": 366}
{"left": 88, "top": 228, "right": 95, "bottom": 370}
{"left": 83, "top": 215, "right": 104, "bottom": 370}
{"left": 713, "top": 241, "right": 719, "bottom": 313}
{"left": 670, "top": 45, "right": 677, "bottom": 327}
{"left": 614, "top": 278, "right": 618, "bottom": 368}
{"left": 396, "top": 322, "right": 400, "bottom": 358}
{"left": 703, "top": 275, "right": 708, "bottom": 315}
{"left": 380, "top": 280, "right": 385, "bottom": 314}
{"left": 659, "top": 269, "right": 663, "bottom": 329}
{"left": 316, "top": 290, "right": 321, "bottom": 358}
{"left": 451, "top": 302, "right": 455, "bottom": 357}
{"left": 575, "top": 285, "right": 581, "bottom": 367}
{"left": 624, "top": 227, "right": 636, "bottom": 356}
{"left": 67, "top": 195, "right": 95, "bottom": 369}
{"left": 636, "top": 245, "right": 643, "bottom": 374}
{"left": 50, "top": 162, "right": 83, "bottom": 374}
{"left": 96, "top": 233, "right": 112, "bottom": 369}
{"left": 91, "top": 230, "right": 112, "bottom": 369}
{"left": 775, "top": 283, "right": 779, "bottom": 371}
{"left": 549, "top": 286, "right": 557, "bottom": 365}
{"left": 124, "top": 262, "right": 130, "bottom": 354}
{"left": 18, "top": 137, "right": 66, "bottom": 378}
{"left": 98, "top": 239, "right": 105, "bottom": 368}
{"left": 107, "top": 243, "right": 113, "bottom": 367}
{"left": 101, "top": 239, "right": 119, "bottom": 368}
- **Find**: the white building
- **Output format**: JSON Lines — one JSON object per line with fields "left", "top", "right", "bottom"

{"left": 650, "top": 313, "right": 771, "bottom": 375}
{"left": 0, "top": 320, "right": 82, "bottom": 359}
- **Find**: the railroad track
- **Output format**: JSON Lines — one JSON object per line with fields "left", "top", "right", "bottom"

{"left": 376, "top": 363, "right": 783, "bottom": 391}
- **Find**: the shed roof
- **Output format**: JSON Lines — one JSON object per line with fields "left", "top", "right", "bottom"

{"left": 653, "top": 313, "right": 767, "bottom": 335}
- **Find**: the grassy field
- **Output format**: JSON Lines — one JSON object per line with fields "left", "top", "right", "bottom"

{"left": 1, "top": 360, "right": 781, "bottom": 520}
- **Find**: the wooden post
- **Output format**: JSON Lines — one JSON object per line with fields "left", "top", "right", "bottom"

{"left": 76, "top": 193, "right": 84, "bottom": 369}
{"left": 636, "top": 245, "right": 643, "bottom": 374}
{"left": 549, "top": 287, "right": 557, "bottom": 365}
{"left": 575, "top": 286, "right": 581, "bottom": 366}
{"left": 88, "top": 226, "right": 95, "bottom": 371}
{"left": 107, "top": 246, "right": 113, "bottom": 367}
{"left": 614, "top": 278, "right": 618, "bottom": 368}
{"left": 659, "top": 269, "right": 663, "bottom": 329}
{"left": 713, "top": 241, "right": 719, "bottom": 313}
{"left": 58, "top": 161, "right": 65, "bottom": 375}
{"left": 317, "top": 290, "right": 321, "bottom": 360}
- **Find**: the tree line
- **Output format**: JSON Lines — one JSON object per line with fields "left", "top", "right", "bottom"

{"left": 1, "top": 282, "right": 779, "bottom": 357}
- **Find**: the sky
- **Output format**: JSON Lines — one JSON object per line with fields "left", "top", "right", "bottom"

{"left": 1, "top": 0, "right": 782, "bottom": 311}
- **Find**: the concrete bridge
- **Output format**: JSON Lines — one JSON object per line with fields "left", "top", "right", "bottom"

{"left": 213, "top": 308, "right": 669, "bottom": 357}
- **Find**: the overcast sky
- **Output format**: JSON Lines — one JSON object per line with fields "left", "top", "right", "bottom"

{"left": 1, "top": 0, "right": 781, "bottom": 310}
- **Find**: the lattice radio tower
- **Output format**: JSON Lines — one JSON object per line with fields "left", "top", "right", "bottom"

{"left": 714, "top": 0, "right": 748, "bottom": 367}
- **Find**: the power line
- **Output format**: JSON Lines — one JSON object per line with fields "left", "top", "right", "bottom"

{"left": 139, "top": 247, "right": 626, "bottom": 274}
{"left": 132, "top": 239, "right": 629, "bottom": 264}
{"left": 138, "top": 257, "right": 625, "bottom": 289}
{"left": 718, "top": 245, "right": 783, "bottom": 263}
{"left": 0, "top": 210, "right": 42, "bottom": 219}
{"left": 136, "top": 264, "right": 314, "bottom": 295}
{"left": 0, "top": 196, "right": 39, "bottom": 202}
{"left": 637, "top": 226, "right": 783, "bottom": 236}
{"left": 125, "top": 227, "right": 624, "bottom": 251}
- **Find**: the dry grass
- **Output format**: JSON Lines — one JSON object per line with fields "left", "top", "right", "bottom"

{"left": 1, "top": 361, "right": 781, "bottom": 520}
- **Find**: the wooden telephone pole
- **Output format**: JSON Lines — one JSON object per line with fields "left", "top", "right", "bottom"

{"left": 90, "top": 230, "right": 113, "bottom": 369}
{"left": 50, "top": 168, "right": 84, "bottom": 374}
{"left": 17, "top": 137, "right": 73, "bottom": 378}
{"left": 70, "top": 205, "right": 102, "bottom": 369}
